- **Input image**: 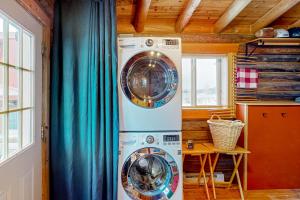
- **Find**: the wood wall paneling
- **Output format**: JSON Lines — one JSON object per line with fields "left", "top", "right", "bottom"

{"left": 182, "top": 43, "right": 239, "bottom": 54}
{"left": 236, "top": 45, "right": 300, "bottom": 102}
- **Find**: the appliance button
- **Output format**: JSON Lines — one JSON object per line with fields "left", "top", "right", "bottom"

{"left": 145, "top": 39, "right": 154, "bottom": 47}
{"left": 146, "top": 135, "right": 155, "bottom": 144}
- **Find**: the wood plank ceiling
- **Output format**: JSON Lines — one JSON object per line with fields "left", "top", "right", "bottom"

{"left": 117, "top": 0, "right": 300, "bottom": 35}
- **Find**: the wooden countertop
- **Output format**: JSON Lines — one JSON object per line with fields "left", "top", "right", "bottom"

{"left": 236, "top": 101, "right": 300, "bottom": 106}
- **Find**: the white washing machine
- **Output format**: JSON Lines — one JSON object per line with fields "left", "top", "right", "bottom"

{"left": 118, "top": 132, "right": 183, "bottom": 200}
{"left": 118, "top": 37, "right": 182, "bottom": 132}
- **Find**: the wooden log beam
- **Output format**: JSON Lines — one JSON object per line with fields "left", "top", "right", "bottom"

{"left": 214, "top": 0, "right": 252, "bottom": 33}
{"left": 16, "top": 0, "right": 51, "bottom": 26}
{"left": 175, "top": 0, "right": 202, "bottom": 33}
{"left": 289, "top": 19, "right": 300, "bottom": 28}
{"left": 251, "top": 0, "right": 300, "bottom": 33}
{"left": 133, "top": 0, "right": 151, "bottom": 33}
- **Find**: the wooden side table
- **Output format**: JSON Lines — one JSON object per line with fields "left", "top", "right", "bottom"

{"left": 204, "top": 143, "right": 250, "bottom": 200}
{"left": 182, "top": 143, "right": 216, "bottom": 200}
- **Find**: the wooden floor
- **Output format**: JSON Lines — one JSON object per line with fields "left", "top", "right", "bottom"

{"left": 184, "top": 187, "right": 300, "bottom": 200}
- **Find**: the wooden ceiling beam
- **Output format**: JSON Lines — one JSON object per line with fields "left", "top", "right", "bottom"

{"left": 289, "top": 19, "right": 300, "bottom": 28}
{"left": 16, "top": 0, "right": 51, "bottom": 26}
{"left": 133, "top": 0, "right": 152, "bottom": 33}
{"left": 175, "top": 0, "right": 202, "bottom": 33}
{"left": 251, "top": 0, "right": 300, "bottom": 33}
{"left": 214, "top": 0, "right": 252, "bottom": 33}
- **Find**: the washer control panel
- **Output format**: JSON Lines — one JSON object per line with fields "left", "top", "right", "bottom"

{"left": 120, "top": 133, "right": 181, "bottom": 147}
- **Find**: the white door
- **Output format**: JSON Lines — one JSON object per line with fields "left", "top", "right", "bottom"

{"left": 0, "top": 0, "right": 43, "bottom": 199}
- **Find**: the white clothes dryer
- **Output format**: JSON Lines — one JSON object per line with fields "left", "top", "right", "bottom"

{"left": 118, "top": 37, "right": 182, "bottom": 132}
{"left": 118, "top": 132, "right": 183, "bottom": 200}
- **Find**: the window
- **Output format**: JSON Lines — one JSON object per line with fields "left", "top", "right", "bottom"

{"left": 0, "top": 12, "right": 34, "bottom": 162}
{"left": 182, "top": 55, "right": 229, "bottom": 108}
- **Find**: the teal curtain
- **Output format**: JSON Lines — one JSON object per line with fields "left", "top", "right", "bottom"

{"left": 50, "top": 0, "right": 119, "bottom": 199}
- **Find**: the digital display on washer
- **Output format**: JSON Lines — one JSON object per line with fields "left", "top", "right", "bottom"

{"left": 163, "top": 135, "right": 179, "bottom": 142}
{"left": 163, "top": 39, "right": 178, "bottom": 46}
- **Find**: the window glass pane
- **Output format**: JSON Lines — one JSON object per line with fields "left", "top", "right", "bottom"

{"left": 0, "top": 65, "right": 4, "bottom": 111}
{"left": 0, "top": 115, "right": 4, "bottom": 161}
{"left": 182, "top": 58, "right": 192, "bottom": 106}
{"left": 8, "top": 112, "right": 19, "bottom": 156}
{"left": 22, "top": 109, "right": 32, "bottom": 147}
{"left": 196, "top": 59, "right": 217, "bottom": 106}
{"left": 0, "top": 18, "right": 4, "bottom": 62}
{"left": 23, "top": 71, "right": 31, "bottom": 107}
{"left": 23, "top": 32, "right": 32, "bottom": 70}
{"left": 8, "top": 24, "right": 19, "bottom": 67}
{"left": 9, "top": 68, "right": 19, "bottom": 109}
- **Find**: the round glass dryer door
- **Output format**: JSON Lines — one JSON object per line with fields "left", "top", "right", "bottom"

{"left": 121, "top": 147, "right": 180, "bottom": 200}
{"left": 121, "top": 51, "right": 178, "bottom": 108}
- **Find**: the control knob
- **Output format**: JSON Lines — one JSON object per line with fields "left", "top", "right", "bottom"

{"left": 146, "top": 135, "right": 155, "bottom": 144}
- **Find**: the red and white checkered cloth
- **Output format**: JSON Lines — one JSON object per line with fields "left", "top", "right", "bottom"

{"left": 236, "top": 68, "right": 258, "bottom": 88}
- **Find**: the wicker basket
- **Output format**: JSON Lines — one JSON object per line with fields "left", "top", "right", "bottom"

{"left": 207, "top": 115, "right": 245, "bottom": 151}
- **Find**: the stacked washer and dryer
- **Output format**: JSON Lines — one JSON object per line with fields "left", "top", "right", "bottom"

{"left": 117, "top": 37, "right": 182, "bottom": 200}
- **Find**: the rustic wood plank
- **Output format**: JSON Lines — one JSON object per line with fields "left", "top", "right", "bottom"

{"left": 175, "top": 0, "right": 202, "bottom": 33}
{"left": 183, "top": 43, "right": 239, "bottom": 54}
{"left": 251, "top": 0, "right": 300, "bottom": 33}
{"left": 16, "top": 0, "right": 51, "bottom": 26}
{"left": 259, "top": 82, "right": 300, "bottom": 91}
{"left": 289, "top": 19, "right": 300, "bottom": 28}
{"left": 40, "top": 25, "right": 51, "bottom": 200}
{"left": 259, "top": 73, "right": 300, "bottom": 82}
{"left": 214, "top": 0, "right": 252, "bottom": 33}
{"left": 133, "top": 0, "right": 151, "bottom": 32}
{"left": 183, "top": 120, "right": 209, "bottom": 131}
{"left": 182, "top": 131, "right": 212, "bottom": 142}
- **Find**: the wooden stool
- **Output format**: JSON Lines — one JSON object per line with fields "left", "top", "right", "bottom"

{"left": 204, "top": 143, "right": 250, "bottom": 200}
{"left": 182, "top": 143, "right": 216, "bottom": 200}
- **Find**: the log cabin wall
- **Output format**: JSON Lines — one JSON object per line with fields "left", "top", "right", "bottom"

{"left": 236, "top": 45, "right": 300, "bottom": 102}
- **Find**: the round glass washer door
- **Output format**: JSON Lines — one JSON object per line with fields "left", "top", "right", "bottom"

{"left": 121, "top": 147, "right": 180, "bottom": 200}
{"left": 121, "top": 51, "right": 178, "bottom": 108}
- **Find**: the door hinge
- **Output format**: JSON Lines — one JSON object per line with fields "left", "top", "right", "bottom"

{"left": 41, "top": 42, "right": 46, "bottom": 56}
{"left": 41, "top": 123, "right": 48, "bottom": 143}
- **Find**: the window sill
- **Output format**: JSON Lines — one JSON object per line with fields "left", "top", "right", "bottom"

{"left": 182, "top": 107, "right": 234, "bottom": 120}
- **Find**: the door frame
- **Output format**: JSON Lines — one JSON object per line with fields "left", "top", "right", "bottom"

{"left": 15, "top": 1, "right": 51, "bottom": 200}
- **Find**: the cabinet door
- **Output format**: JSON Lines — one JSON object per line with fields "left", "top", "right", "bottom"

{"left": 247, "top": 106, "right": 300, "bottom": 189}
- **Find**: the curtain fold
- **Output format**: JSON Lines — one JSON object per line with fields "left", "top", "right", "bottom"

{"left": 50, "top": 0, "right": 119, "bottom": 199}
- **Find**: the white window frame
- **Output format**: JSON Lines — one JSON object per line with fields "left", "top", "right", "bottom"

{"left": 0, "top": 10, "right": 35, "bottom": 164}
{"left": 182, "top": 54, "right": 229, "bottom": 108}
